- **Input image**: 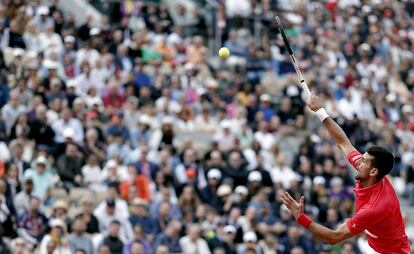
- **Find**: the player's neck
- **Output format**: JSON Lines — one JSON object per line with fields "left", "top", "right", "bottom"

{"left": 360, "top": 178, "right": 379, "bottom": 188}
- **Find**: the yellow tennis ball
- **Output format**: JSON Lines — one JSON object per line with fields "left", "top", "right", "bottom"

{"left": 218, "top": 47, "right": 230, "bottom": 59}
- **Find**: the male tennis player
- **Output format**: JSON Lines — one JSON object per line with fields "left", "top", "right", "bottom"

{"left": 281, "top": 93, "right": 411, "bottom": 253}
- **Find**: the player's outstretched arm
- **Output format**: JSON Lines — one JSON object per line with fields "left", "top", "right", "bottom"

{"left": 281, "top": 192, "right": 355, "bottom": 245}
{"left": 307, "top": 93, "right": 357, "bottom": 156}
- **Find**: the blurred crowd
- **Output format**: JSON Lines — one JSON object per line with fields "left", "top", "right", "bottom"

{"left": 0, "top": 0, "right": 413, "bottom": 253}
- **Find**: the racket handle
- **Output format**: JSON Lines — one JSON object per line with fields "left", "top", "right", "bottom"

{"left": 300, "top": 80, "right": 311, "bottom": 103}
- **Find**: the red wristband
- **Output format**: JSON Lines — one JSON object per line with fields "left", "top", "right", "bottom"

{"left": 296, "top": 214, "right": 312, "bottom": 228}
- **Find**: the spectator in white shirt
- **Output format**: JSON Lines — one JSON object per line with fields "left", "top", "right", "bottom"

{"left": 179, "top": 224, "right": 211, "bottom": 254}
{"left": 1, "top": 94, "right": 26, "bottom": 135}
{"left": 269, "top": 153, "right": 298, "bottom": 189}
{"left": 52, "top": 108, "right": 84, "bottom": 144}
{"left": 76, "top": 40, "right": 100, "bottom": 68}
{"left": 39, "top": 24, "right": 63, "bottom": 58}
{"left": 81, "top": 154, "right": 105, "bottom": 193}
{"left": 94, "top": 198, "right": 133, "bottom": 243}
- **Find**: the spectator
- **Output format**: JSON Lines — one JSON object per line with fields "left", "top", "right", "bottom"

{"left": 101, "top": 220, "right": 124, "bottom": 254}
{"left": 75, "top": 196, "right": 100, "bottom": 234}
{"left": 56, "top": 143, "right": 83, "bottom": 189}
{"left": 237, "top": 231, "right": 263, "bottom": 254}
{"left": 179, "top": 223, "right": 211, "bottom": 254}
{"left": 52, "top": 108, "right": 84, "bottom": 144}
{"left": 67, "top": 217, "right": 94, "bottom": 254}
{"left": 10, "top": 237, "right": 28, "bottom": 254}
{"left": 39, "top": 218, "right": 70, "bottom": 254}
{"left": 153, "top": 219, "right": 182, "bottom": 253}
{"left": 17, "top": 197, "right": 48, "bottom": 249}
{"left": 1, "top": 93, "right": 26, "bottom": 134}
{"left": 14, "top": 178, "right": 33, "bottom": 216}
{"left": 124, "top": 224, "right": 152, "bottom": 254}
{"left": 23, "top": 156, "right": 54, "bottom": 200}
{"left": 94, "top": 197, "right": 133, "bottom": 243}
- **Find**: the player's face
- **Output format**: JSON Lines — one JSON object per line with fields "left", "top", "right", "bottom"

{"left": 355, "top": 153, "right": 376, "bottom": 181}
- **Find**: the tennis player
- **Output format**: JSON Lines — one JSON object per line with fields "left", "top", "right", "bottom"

{"left": 281, "top": 93, "right": 411, "bottom": 253}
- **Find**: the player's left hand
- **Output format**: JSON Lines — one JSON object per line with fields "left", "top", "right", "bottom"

{"left": 280, "top": 191, "right": 305, "bottom": 219}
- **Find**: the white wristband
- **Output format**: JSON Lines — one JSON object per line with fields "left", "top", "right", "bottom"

{"left": 315, "top": 108, "right": 329, "bottom": 122}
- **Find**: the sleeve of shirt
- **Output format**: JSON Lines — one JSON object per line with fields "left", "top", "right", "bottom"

{"left": 346, "top": 150, "right": 363, "bottom": 169}
{"left": 346, "top": 208, "right": 379, "bottom": 235}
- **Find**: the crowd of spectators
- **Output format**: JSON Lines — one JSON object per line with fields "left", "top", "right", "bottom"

{"left": 0, "top": 0, "right": 413, "bottom": 253}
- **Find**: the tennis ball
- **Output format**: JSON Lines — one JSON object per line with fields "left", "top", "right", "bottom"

{"left": 218, "top": 47, "right": 230, "bottom": 59}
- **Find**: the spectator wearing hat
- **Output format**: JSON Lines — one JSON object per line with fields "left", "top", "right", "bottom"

{"left": 50, "top": 199, "right": 70, "bottom": 226}
{"left": 213, "top": 120, "right": 237, "bottom": 153}
{"left": 95, "top": 198, "right": 134, "bottom": 244}
{"left": 39, "top": 218, "right": 70, "bottom": 254}
{"left": 128, "top": 198, "right": 153, "bottom": 235}
{"left": 151, "top": 116, "right": 176, "bottom": 151}
{"left": 23, "top": 156, "right": 54, "bottom": 200}
{"left": 198, "top": 168, "right": 222, "bottom": 209}
{"left": 67, "top": 217, "right": 94, "bottom": 254}
{"left": 237, "top": 231, "right": 263, "bottom": 254}
{"left": 216, "top": 184, "right": 234, "bottom": 214}
{"left": 247, "top": 171, "right": 263, "bottom": 197}
{"left": 17, "top": 197, "right": 48, "bottom": 249}
{"left": 129, "top": 115, "right": 153, "bottom": 149}
{"left": 219, "top": 225, "right": 238, "bottom": 254}
{"left": 33, "top": 6, "right": 53, "bottom": 32}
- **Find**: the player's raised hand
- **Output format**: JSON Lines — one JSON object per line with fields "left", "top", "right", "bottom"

{"left": 307, "top": 93, "right": 323, "bottom": 112}
{"left": 280, "top": 191, "right": 304, "bottom": 219}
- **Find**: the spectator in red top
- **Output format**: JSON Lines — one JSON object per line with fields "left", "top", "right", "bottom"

{"left": 119, "top": 165, "right": 151, "bottom": 202}
{"left": 103, "top": 83, "right": 126, "bottom": 111}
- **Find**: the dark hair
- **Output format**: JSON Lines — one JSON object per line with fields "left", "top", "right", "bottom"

{"left": 367, "top": 146, "right": 395, "bottom": 180}
{"left": 110, "top": 220, "right": 121, "bottom": 226}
